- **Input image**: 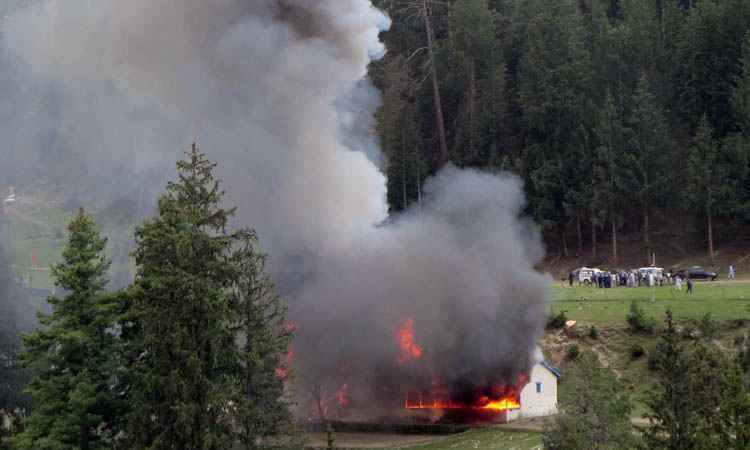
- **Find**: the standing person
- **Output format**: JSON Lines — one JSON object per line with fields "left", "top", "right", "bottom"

{"left": 569, "top": 271, "right": 575, "bottom": 287}
{"left": 729, "top": 264, "right": 736, "bottom": 280}
{"left": 675, "top": 275, "right": 682, "bottom": 291}
{"left": 686, "top": 277, "right": 693, "bottom": 295}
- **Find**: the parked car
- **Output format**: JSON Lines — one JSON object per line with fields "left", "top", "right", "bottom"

{"left": 675, "top": 266, "right": 717, "bottom": 281}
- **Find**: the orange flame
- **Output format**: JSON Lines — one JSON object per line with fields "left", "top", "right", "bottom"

{"left": 404, "top": 387, "right": 522, "bottom": 412}
{"left": 397, "top": 319, "right": 423, "bottom": 364}
{"left": 479, "top": 398, "right": 521, "bottom": 411}
{"left": 336, "top": 384, "right": 350, "bottom": 408}
{"left": 404, "top": 395, "right": 520, "bottom": 411}
{"left": 275, "top": 346, "right": 295, "bottom": 380}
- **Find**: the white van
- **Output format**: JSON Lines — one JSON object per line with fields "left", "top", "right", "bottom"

{"left": 573, "top": 267, "right": 602, "bottom": 285}
{"left": 638, "top": 267, "right": 663, "bottom": 286}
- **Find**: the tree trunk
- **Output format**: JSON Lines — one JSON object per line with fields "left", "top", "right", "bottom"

{"left": 422, "top": 1, "right": 449, "bottom": 169}
{"left": 591, "top": 218, "right": 597, "bottom": 261}
{"left": 576, "top": 212, "right": 583, "bottom": 257}
{"left": 611, "top": 216, "right": 618, "bottom": 265}
{"left": 643, "top": 206, "right": 650, "bottom": 258}
{"left": 561, "top": 225, "right": 569, "bottom": 258}
{"left": 80, "top": 424, "right": 89, "bottom": 450}
{"left": 707, "top": 207, "right": 715, "bottom": 262}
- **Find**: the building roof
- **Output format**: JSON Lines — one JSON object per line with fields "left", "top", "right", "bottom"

{"left": 540, "top": 361, "right": 561, "bottom": 379}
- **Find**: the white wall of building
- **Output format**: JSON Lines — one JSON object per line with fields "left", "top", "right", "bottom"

{"left": 519, "top": 363, "right": 558, "bottom": 418}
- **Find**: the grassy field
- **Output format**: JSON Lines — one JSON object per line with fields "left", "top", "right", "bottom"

{"left": 548, "top": 281, "right": 750, "bottom": 418}
{"left": 549, "top": 281, "right": 750, "bottom": 325}
{"left": 393, "top": 428, "right": 542, "bottom": 450}
{"left": 300, "top": 428, "right": 542, "bottom": 449}
{"left": 4, "top": 200, "right": 70, "bottom": 289}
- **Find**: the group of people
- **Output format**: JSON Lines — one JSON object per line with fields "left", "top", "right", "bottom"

{"left": 567, "top": 269, "right": 696, "bottom": 293}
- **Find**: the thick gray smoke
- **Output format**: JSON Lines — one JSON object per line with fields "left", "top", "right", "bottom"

{"left": 1, "top": 0, "right": 549, "bottom": 419}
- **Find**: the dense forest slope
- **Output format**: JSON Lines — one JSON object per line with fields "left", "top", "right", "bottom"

{"left": 370, "top": 0, "right": 750, "bottom": 262}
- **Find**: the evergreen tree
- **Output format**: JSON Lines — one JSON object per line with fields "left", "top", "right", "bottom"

{"left": 732, "top": 33, "right": 750, "bottom": 137}
{"left": 230, "top": 230, "right": 295, "bottom": 449}
{"left": 543, "top": 352, "right": 637, "bottom": 450}
{"left": 593, "top": 93, "right": 626, "bottom": 263}
{"left": 686, "top": 116, "right": 728, "bottom": 261}
{"left": 125, "top": 145, "right": 294, "bottom": 450}
{"left": 723, "top": 33, "right": 750, "bottom": 222}
{"left": 8, "top": 209, "right": 120, "bottom": 450}
{"left": 643, "top": 311, "right": 696, "bottom": 449}
{"left": 449, "top": 0, "right": 506, "bottom": 166}
{"left": 644, "top": 310, "right": 750, "bottom": 449}
{"left": 622, "top": 75, "right": 670, "bottom": 255}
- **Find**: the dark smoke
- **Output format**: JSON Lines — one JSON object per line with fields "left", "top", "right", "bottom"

{"left": 0, "top": 0, "right": 549, "bottom": 419}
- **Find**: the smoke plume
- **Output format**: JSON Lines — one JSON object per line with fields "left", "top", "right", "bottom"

{"left": 1, "top": 0, "right": 549, "bottom": 419}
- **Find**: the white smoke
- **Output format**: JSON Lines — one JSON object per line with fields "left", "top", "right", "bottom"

{"left": 1, "top": 0, "right": 549, "bottom": 418}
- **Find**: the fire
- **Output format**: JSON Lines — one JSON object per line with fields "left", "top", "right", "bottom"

{"left": 404, "top": 385, "right": 522, "bottom": 412}
{"left": 404, "top": 395, "right": 520, "bottom": 411}
{"left": 335, "top": 383, "right": 350, "bottom": 408}
{"left": 480, "top": 398, "right": 521, "bottom": 411}
{"left": 275, "top": 346, "right": 295, "bottom": 380}
{"left": 397, "top": 318, "right": 423, "bottom": 364}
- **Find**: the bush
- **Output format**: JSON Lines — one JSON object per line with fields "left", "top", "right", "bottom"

{"left": 566, "top": 344, "right": 580, "bottom": 361}
{"left": 630, "top": 344, "right": 645, "bottom": 360}
{"left": 698, "top": 313, "right": 718, "bottom": 340}
{"left": 589, "top": 326, "right": 599, "bottom": 340}
{"left": 547, "top": 309, "right": 568, "bottom": 330}
{"left": 626, "top": 301, "right": 655, "bottom": 334}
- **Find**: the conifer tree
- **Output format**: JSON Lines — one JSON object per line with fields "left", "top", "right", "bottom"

{"left": 622, "top": 75, "right": 670, "bottom": 255}
{"left": 686, "top": 116, "right": 728, "bottom": 261}
{"left": 643, "top": 310, "right": 696, "bottom": 449}
{"left": 645, "top": 311, "right": 750, "bottom": 449}
{"left": 543, "top": 352, "right": 636, "bottom": 450}
{"left": 125, "top": 145, "right": 294, "bottom": 450}
{"left": 8, "top": 209, "right": 120, "bottom": 450}
{"left": 230, "top": 230, "right": 295, "bottom": 449}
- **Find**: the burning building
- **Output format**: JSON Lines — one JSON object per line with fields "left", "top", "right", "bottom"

{"left": 2, "top": 0, "right": 551, "bottom": 425}
{"left": 293, "top": 316, "right": 559, "bottom": 425}
{"left": 402, "top": 361, "right": 559, "bottom": 423}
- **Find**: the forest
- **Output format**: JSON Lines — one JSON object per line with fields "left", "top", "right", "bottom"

{"left": 370, "top": 0, "right": 750, "bottom": 261}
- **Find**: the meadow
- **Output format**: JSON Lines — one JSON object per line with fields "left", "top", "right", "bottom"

{"left": 549, "top": 281, "right": 750, "bottom": 325}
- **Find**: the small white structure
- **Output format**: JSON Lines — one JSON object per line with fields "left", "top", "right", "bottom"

{"left": 520, "top": 361, "right": 560, "bottom": 418}
{"left": 506, "top": 361, "right": 560, "bottom": 421}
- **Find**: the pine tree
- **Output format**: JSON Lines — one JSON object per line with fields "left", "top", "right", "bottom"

{"left": 593, "top": 93, "right": 626, "bottom": 264}
{"left": 543, "top": 352, "right": 637, "bottom": 450}
{"left": 125, "top": 145, "right": 238, "bottom": 449}
{"left": 449, "top": 0, "right": 505, "bottom": 166}
{"left": 230, "top": 230, "right": 295, "bottom": 449}
{"left": 686, "top": 116, "right": 728, "bottom": 261}
{"left": 643, "top": 310, "right": 697, "bottom": 449}
{"left": 645, "top": 310, "right": 750, "bottom": 449}
{"left": 622, "top": 75, "right": 670, "bottom": 256}
{"left": 125, "top": 145, "right": 294, "bottom": 450}
{"left": 8, "top": 209, "right": 120, "bottom": 450}
{"left": 732, "top": 33, "right": 750, "bottom": 137}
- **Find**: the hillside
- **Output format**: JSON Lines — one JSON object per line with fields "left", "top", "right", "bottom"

{"left": 546, "top": 281, "right": 750, "bottom": 417}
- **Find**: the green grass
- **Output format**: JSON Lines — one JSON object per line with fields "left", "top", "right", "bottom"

{"left": 550, "top": 282, "right": 750, "bottom": 325}
{"left": 391, "top": 428, "right": 541, "bottom": 450}
{"left": 550, "top": 283, "right": 750, "bottom": 419}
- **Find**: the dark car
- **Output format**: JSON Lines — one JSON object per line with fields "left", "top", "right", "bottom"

{"left": 675, "top": 266, "right": 717, "bottom": 281}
